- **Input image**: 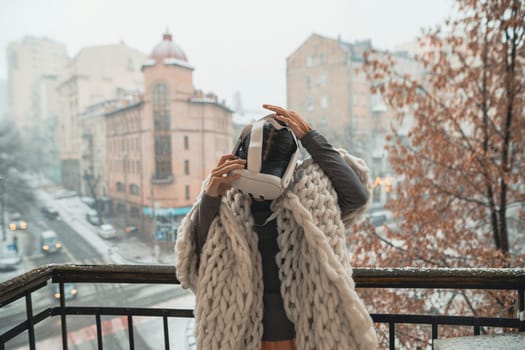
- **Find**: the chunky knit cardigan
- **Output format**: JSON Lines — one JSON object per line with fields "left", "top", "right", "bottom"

{"left": 175, "top": 149, "right": 378, "bottom": 350}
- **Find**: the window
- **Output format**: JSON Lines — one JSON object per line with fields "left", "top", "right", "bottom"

{"left": 153, "top": 83, "right": 172, "bottom": 179}
{"left": 184, "top": 160, "right": 190, "bottom": 175}
{"left": 129, "top": 184, "right": 140, "bottom": 195}
{"left": 306, "top": 75, "right": 311, "bottom": 89}
{"left": 127, "top": 57, "right": 134, "bottom": 71}
{"left": 153, "top": 83, "right": 170, "bottom": 131}
{"left": 155, "top": 135, "right": 172, "bottom": 179}
{"left": 306, "top": 97, "right": 314, "bottom": 112}
{"left": 130, "top": 207, "right": 140, "bottom": 217}
{"left": 319, "top": 53, "right": 326, "bottom": 64}
{"left": 373, "top": 186, "right": 381, "bottom": 203}
{"left": 318, "top": 73, "right": 327, "bottom": 86}
{"left": 306, "top": 55, "right": 313, "bottom": 67}
{"left": 184, "top": 135, "right": 189, "bottom": 150}
{"left": 116, "top": 182, "right": 125, "bottom": 192}
{"left": 116, "top": 203, "right": 126, "bottom": 214}
{"left": 185, "top": 185, "right": 190, "bottom": 200}
{"left": 321, "top": 96, "right": 328, "bottom": 109}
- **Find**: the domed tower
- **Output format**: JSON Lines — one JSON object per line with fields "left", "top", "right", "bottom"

{"left": 142, "top": 30, "right": 194, "bottom": 99}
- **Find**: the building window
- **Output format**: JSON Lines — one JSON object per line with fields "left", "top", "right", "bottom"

{"left": 129, "top": 184, "right": 140, "bottom": 195}
{"left": 116, "top": 203, "right": 126, "bottom": 214}
{"left": 306, "top": 55, "right": 313, "bottom": 67}
{"left": 306, "top": 75, "right": 311, "bottom": 89}
{"left": 321, "top": 96, "right": 328, "bottom": 109}
{"left": 184, "top": 135, "right": 189, "bottom": 150}
{"left": 184, "top": 160, "right": 190, "bottom": 175}
{"left": 319, "top": 53, "right": 326, "bottom": 64}
{"left": 130, "top": 207, "right": 140, "bottom": 217}
{"left": 153, "top": 83, "right": 172, "bottom": 179}
{"left": 127, "top": 57, "right": 134, "bottom": 71}
{"left": 306, "top": 97, "right": 314, "bottom": 112}
{"left": 373, "top": 186, "right": 381, "bottom": 203}
{"left": 319, "top": 73, "right": 327, "bottom": 86}
{"left": 116, "top": 182, "right": 125, "bottom": 192}
{"left": 185, "top": 185, "right": 190, "bottom": 200}
{"left": 153, "top": 84, "right": 170, "bottom": 131}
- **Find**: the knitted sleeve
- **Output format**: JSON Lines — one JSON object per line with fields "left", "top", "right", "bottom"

{"left": 175, "top": 177, "right": 214, "bottom": 292}
{"left": 335, "top": 149, "right": 372, "bottom": 228}
{"left": 300, "top": 131, "right": 371, "bottom": 228}
{"left": 175, "top": 200, "right": 200, "bottom": 292}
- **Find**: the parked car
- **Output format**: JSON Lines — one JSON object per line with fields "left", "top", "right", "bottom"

{"left": 40, "top": 230, "right": 62, "bottom": 254}
{"left": 369, "top": 210, "right": 394, "bottom": 227}
{"left": 52, "top": 282, "right": 78, "bottom": 300}
{"left": 124, "top": 225, "right": 139, "bottom": 235}
{"left": 41, "top": 206, "right": 59, "bottom": 220}
{"left": 53, "top": 189, "right": 77, "bottom": 199}
{"left": 98, "top": 224, "right": 116, "bottom": 239}
{"left": 86, "top": 210, "right": 101, "bottom": 226}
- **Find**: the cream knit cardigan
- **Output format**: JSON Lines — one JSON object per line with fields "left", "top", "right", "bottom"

{"left": 175, "top": 149, "right": 378, "bottom": 350}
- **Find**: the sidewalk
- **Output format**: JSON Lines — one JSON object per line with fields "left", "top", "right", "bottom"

{"left": 31, "top": 177, "right": 176, "bottom": 266}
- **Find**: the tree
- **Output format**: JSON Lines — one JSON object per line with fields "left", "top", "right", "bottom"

{"left": 0, "top": 118, "right": 34, "bottom": 209}
{"left": 356, "top": 0, "right": 525, "bottom": 347}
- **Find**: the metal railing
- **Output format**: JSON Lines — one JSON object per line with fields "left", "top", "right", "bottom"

{"left": 1, "top": 265, "right": 524, "bottom": 349}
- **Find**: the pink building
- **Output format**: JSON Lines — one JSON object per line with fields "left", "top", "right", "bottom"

{"left": 106, "top": 32, "right": 233, "bottom": 242}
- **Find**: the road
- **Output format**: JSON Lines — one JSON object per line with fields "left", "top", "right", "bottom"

{"left": 0, "top": 191, "right": 194, "bottom": 349}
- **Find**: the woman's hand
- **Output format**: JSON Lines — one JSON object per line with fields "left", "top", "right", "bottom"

{"left": 205, "top": 154, "right": 246, "bottom": 197}
{"left": 263, "top": 104, "right": 313, "bottom": 139}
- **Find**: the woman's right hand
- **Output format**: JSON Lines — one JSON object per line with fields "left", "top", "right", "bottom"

{"left": 205, "top": 154, "right": 246, "bottom": 197}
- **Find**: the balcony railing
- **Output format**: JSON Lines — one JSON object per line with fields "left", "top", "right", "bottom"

{"left": 1, "top": 265, "right": 524, "bottom": 350}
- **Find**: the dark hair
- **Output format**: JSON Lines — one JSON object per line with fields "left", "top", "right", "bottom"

{"left": 236, "top": 120, "right": 297, "bottom": 177}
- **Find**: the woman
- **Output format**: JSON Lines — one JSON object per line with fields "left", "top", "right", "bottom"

{"left": 176, "top": 104, "right": 377, "bottom": 350}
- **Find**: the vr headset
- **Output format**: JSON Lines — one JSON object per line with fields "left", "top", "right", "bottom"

{"left": 230, "top": 115, "right": 300, "bottom": 200}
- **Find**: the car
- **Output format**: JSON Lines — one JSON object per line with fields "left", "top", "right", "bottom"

{"left": 0, "top": 240, "right": 22, "bottom": 270}
{"left": 53, "top": 189, "right": 77, "bottom": 199}
{"left": 86, "top": 209, "right": 101, "bottom": 226}
{"left": 9, "top": 212, "right": 28, "bottom": 231}
{"left": 369, "top": 210, "right": 394, "bottom": 227}
{"left": 98, "top": 224, "right": 116, "bottom": 239}
{"left": 40, "top": 230, "right": 62, "bottom": 254}
{"left": 52, "top": 282, "right": 78, "bottom": 300}
{"left": 41, "top": 206, "right": 59, "bottom": 220}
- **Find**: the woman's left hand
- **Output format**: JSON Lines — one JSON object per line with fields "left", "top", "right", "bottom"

{"left": 263, "top": 104, "right": 313, "bottom": 139}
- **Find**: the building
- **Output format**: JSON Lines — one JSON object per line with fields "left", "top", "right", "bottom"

{"left": 287, "top": 33, "right": 422, "bottom": 209}
{"left": 105, "top": 32, "right": 233, "bottom": 242}
{"left": 56, "top": 43, "right": 146, "bottom": 192}
{"left": 6, "top": 36, "right": 68, "bottom": 141}
{"left": 32, "top": 75, "right": 62, "bottom": 182}
{"left": 0, "top": 79, "right": 7, "bottom": 119}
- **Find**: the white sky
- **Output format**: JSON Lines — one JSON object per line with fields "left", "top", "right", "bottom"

{"left": 0, "top": 0, "right": 454, "bottom": 110}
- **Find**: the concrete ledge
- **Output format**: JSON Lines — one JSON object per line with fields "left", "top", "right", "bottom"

{"left": 433, "top": 333, "right": 525, "bottom": 350}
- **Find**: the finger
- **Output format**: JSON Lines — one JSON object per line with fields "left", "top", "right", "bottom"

{"left": 212, "top": 161, "right": 246, "bottom": 177}
{"left": 263, "top": 104, "right": 288, "bottom": 115}
{"left": 217, "top": 153, "right": 237, "bottom": 166}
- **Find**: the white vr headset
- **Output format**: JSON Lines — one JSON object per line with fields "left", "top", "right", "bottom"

{"left": 230, "top": 115, "right": 300, "bottom": 200}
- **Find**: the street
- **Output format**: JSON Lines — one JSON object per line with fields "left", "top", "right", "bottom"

{"left": 0, "top": 186, "right": 194, "bottom": 349}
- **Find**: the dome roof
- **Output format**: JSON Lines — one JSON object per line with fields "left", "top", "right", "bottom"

{"left": 150, "top": 32, "right": 187, "bottom": 62}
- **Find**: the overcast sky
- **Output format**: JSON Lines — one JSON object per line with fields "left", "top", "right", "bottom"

{"left": 1, "top": 0, "right": 455, "bottom": 110}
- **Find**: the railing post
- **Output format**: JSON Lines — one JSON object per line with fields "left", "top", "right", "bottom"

{"left": 25, "top": 292, "right": 35, "bottom": 350}
{"left": 96, "top": 314, "right": 103, "bottom": 350}
{"left": 127, "top": 315, "right": 134, "bottom": 350}
{"left": 60, "top": 282, "right": 68, "bottom": 350}
{"left": 163, "top": 315, "right": 170, "bottom": 350}
{"left": 389, "top": 322, "right": 395, "bottom": 350}
{"left": 519, "top": 288, "right": 524, "bottom": 332}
